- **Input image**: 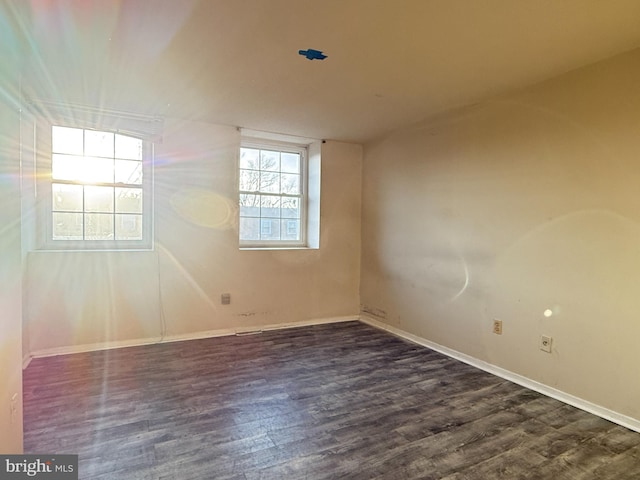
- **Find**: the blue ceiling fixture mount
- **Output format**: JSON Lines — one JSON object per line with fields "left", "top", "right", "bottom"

{"left": 298, "top": 49, "right": 327, "bottom": 61}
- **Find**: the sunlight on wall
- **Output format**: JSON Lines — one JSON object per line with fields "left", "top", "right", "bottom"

{"left": 170, "top": 188, "right": 236, "bottom": 230}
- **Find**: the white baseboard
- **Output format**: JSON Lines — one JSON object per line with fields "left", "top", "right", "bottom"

{"left": 29, "top": 336, "right": 164, "bottom": 359}
{"left": 360, "top": 314, "right": 640, "bottom": 434}
{"left": 158, "top": 315, "right": 358, "bottom": 343}
{"left": 28, "top": 315, "right": 359, "bottom": 360}
{"left": 22, "top": 354, "right": 32, "bottom": 370}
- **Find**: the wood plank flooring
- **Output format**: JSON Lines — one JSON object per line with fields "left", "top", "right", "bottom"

{"left": 23, "top": 321, "right": 640, "bottom": 479}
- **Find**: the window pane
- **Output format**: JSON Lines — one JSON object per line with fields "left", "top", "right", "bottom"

{"left": 239, "top": 169, "right": 260, "bottom": 192}
{"left": 260, "top": 196, "right": 280, "bottom": 218}
{"left": 85, "top": 186, "right": 114, "bottom": 213}
{"left": 52, "top": 126, "right": 83, "bottom": 155}
{"left": 52, "top": 183, "right": 82, "bottom": 212}
{"left": 49, "top": 125, "right": 150, "bottom": 247}
{"left": 239, "top": 217, "right": 260, "bottom": 241}
{"left": 52, "top": 212, "right": 83, "bottom": 240}
{"left": 240, "top": 148, "right": 259, "bottom": 169}
{"left": 281, "top": 197, "right": 300, "bottom": 219}
{"left": 281, "top": 219, "right": 300, "bottom": 240}
{"left": 83, "top": 157, "right": 114, "bottom": 183}
{"left": 239, "top": 194, "right": 260, "bottom": 217}
{"left": 281, "top": 173, "right": 300, "bottom": 194}
{"left": 115, "top": 134, "right": 142, "bottom": 160}
{"left": 85, "top": 130, "right": 114, "bottom": 158}
{"left": 115, "top": 214, "right": 142, "bottom": 240}
{"left": 52, "top": 154, "right": 84, "bottom": 181}
{"left": 281, "top": 153, "right": 300, "bottom": 173}
{"left": 238, "top": 141, "right": 306, "bottom": 246}
{"left": 115, "top": 160, "right": 142, "bottom": 184}
{"left": 260, "top": 150, "right": 280, "bottom": 171}
{"left": 116, "top": 187, "right": 143, "bottom": 213}
{"left": 260, "top": 172, "right": 280, "bottom": 193}
{"left": 85, "top": 213, "right": 114, "bottom": 240}
{"left": 260, "top": 218, "right": 280, "bottom": 240}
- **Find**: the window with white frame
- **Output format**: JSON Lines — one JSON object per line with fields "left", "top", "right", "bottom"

{"left": 45, "top": 125, "right": 152, "bottom": 249}
{"left": 239, "top": 140, "right": 307, "bottom": 247}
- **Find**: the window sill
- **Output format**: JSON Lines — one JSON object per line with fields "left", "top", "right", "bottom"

{"left": 239, "top": 246, "right": 318, "bottom": 251}
{"left": 33, "top": 246, "right": 155, "bottom": 253}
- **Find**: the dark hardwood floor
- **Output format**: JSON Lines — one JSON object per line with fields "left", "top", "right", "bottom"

{"left": 23, "top": 321, "right": 640, "bottom": 479}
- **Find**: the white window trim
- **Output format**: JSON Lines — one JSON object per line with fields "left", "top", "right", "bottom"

{"left": 36, "top": 120, "right": 154, "bottom": 251}
{"left": 239, "top": 137, "right": 309, "bottom": 249}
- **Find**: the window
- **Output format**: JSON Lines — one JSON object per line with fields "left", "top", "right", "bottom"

{"left": 239, "top": 140, "right": 307, "bottom": 247}
{"left": 45, "top": 125, "right": 152, "bottom": 249}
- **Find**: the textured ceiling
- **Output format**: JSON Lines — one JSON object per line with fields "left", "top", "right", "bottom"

{"left": 8, "top": 0, "right": 640, "bottom": 143}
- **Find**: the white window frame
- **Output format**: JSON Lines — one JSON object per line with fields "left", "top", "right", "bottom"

{"left": 37, "top": 120, "right": 154, "bottom": 251}
{"left": 239, "top": 138, "right": 308, "bottom": 249}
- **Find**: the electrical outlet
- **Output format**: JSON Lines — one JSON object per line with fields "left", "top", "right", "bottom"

{"left": 493, "top": 319, "right": 503, "bottom": 335}
{"left": 221, "top": 293, "right": 231, "bottom": 305}
{"left": 540, "top": 335, "right": 552, "bottom": 353}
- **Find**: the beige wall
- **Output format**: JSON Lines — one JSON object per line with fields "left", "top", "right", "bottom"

{"left": 361, "top": 48, "right": 640, "bottom": 421}
{"left": 24, "top": 119, "right": 362, "bottom": 353}
{"left": 0, "top": 97, "right": 24, "bottom": 452}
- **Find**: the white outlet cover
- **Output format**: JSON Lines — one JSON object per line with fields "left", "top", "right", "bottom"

{"left": 540, "top": 335, "right": 552, "bottom": 353}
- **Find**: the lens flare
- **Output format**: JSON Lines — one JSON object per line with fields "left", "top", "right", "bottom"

{"left": 170, "top": 188, "right": 236, "bottom": 230}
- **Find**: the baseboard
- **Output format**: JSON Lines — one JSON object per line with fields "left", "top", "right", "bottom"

{"left": 159, "top": 315, "right": 358, "bottom": 343}
{"left": 22, "top": 354, "right": 32, "bottom": 370}
{"left": 360, "top": 314, "right": 640, "bottom": 434}
{"left": 29, "top": 336, "right": 164, "bottom": 359}
{"left": 28, "top": 315, "right": 359, "bottom": 360}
